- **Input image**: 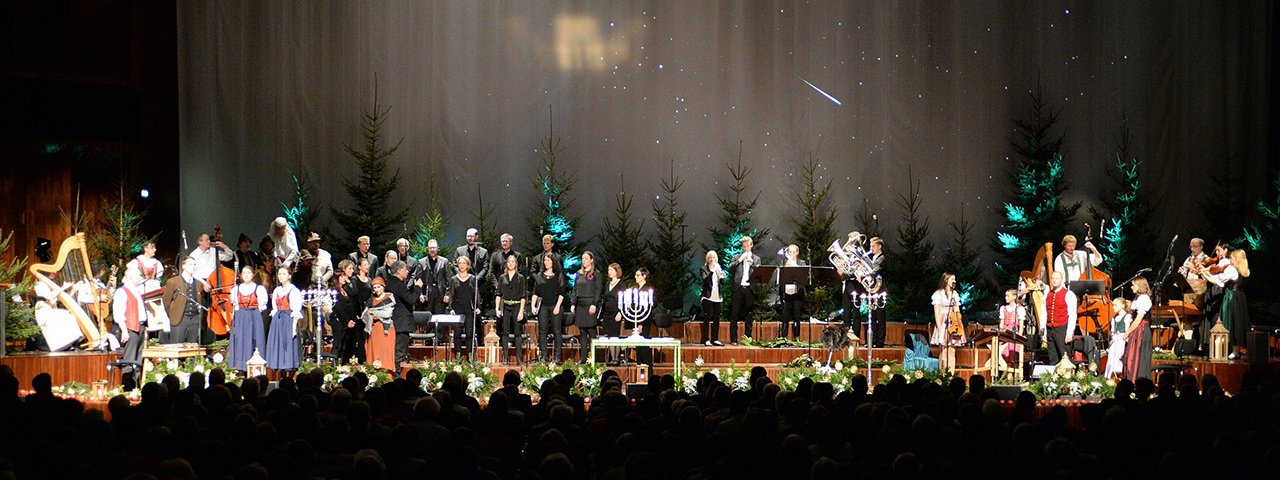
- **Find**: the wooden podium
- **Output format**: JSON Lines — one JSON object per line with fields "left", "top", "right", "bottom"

{"left": 972, "top": 327, "right": 1027, "bottom": 378}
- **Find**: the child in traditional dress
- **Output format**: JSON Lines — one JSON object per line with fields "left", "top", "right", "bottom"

{"left": 229, "top": 266, "right": 268, "bottom": 372}
{"left": 998, "top": 289, "right": 1026, "bottom": 367}
{"left": 1105, "top": 297, "right": 1131, "bottom": 378}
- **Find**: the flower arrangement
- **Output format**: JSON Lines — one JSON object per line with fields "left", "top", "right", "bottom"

{"left": 876, "top": 364, "right": 953, "bottom": 386}
{"left": 520, "top": 361, "right": 606, "bottom": 398}
{"left": 301, "top": 359, "right": 394, "bottom": 391}
{"left": 415, "top": 360, "right": 498, "bottom": 398}
{"left": 1027, "top": 364, "right": 1114, "bottom": 399}
{"left": 51, "top": 381, "right": 127, "bottom": 400}
{"left": 776, "top": 357, "right": 865, "bottom": 394}
{"left": 741, "top": 336, "right": 823, "bottom": 349}
{"left": 673, "top": 358, "right": 751, "bottom": 395}
{"left": 142, "top": 355, "right": 242, "bottom": 388}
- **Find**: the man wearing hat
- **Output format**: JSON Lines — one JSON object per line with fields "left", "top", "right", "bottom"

{"left": 304, "top": 232, "right": 333, "bottom": 289}
{"left": 233, "top": 233, "right": 262, "bottom": 273}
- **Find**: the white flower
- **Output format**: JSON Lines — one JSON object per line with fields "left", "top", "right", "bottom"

{"left": 733, "top": 376, "right": 750, "bottom": 390}
{"left": 482, "top": 367, "right": 491, "bottom": 374}
{"left": 850, "top": 365, "right": 859, "bottom": 375}
{"left": 694, "top": 356, "right": 704, "bottom": 367}
{"left": 812, "top": 360, "right": 823, "bottom": 368}
{"left": 454, "top": 365, "right": 462, "bottom": 372}
{"left": 324, "top": 374, "right": 333, "bottom": 383}
{"left": 167, "top": 359, "right": 178, "bottom": 370}
{"left": 882, "top": 365, "right": 892, "bottom": 374}
{"left": 834, "top": 361, "right": 844, "bottom": 371}
{"left": 176, "top": 372, "right": 190, "bottom": 387}
{"left": 682, "top": 378, "right": 698, "bottom": 395}
{"left": 1067, "top": 381, "right": 1082, "bottom": 396}
{"left": 372, "top": 360, "right": 383, "bottom": 369}
{"left": 711, "top": 368, "right": 721, "bottom": 377}
{"left": 212, "top": 353, "right": 225, "bottom": 364}
{"left": 194, "top": 364, "right": 205, "bottom": 373}
{"left": 914, "top": 370, "right": 924, "bottom": 380}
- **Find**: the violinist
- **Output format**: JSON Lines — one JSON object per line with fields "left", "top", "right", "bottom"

{"left": 1202, "top": 249, "right": 1251, "bottom": 360}
{"left": 1197, "top": 241, "right": 1232, "bottom": 347}
{"left": 1053, "top": 235, "right": 1102, "bottom": 285}
{"left": 931, "top": 272, "right": 964, "bottom": 373}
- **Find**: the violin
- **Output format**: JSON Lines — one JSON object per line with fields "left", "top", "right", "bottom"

{"left": 205, "top": 225, "right": 235, "bottom": 335}
{"left": 947, "top": 305, "right": 965, "bottom": 340}
{"left": 1199, "top": 252, "right": 1226, "bottom": 275}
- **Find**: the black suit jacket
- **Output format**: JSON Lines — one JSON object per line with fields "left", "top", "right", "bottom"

{"left": 727, "top": 252, "right": 763, "bottom": 287}
{"left": 383, "top": 275, "right": 420, "bottom": 332}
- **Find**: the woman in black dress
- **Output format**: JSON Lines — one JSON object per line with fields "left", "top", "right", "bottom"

{"left": 446, "top": 256, "right": 482, "bottom": 361}
{"left": 532, "top": 254, "right": 565, "bottom": 362}
{"left": 599, "top": 263, "right": 626, "bottom": 364}
{"left": 572, "top": 251, "right": 603, "bottom": 364}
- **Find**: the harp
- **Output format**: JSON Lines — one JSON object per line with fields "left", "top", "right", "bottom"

{"left": 1019, "top": 242, "right": 1053, "bottom": 331}
{"left": 28, "top": 233, "right": 107, "bottom": 346}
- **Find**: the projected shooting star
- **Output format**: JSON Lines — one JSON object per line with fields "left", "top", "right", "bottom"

{"left": 800, "top": 78, "right": 842, "bottom": 106}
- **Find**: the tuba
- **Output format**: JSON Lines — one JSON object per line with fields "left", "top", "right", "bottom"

{"left": 828, "top": 232, "right": 883, "bottom": 293}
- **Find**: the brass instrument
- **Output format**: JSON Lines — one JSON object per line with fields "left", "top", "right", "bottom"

{"left": 827, "top": 231, "right": 882, "bottom": 293}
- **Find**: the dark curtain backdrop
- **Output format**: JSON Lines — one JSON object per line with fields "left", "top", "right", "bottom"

{"left": 178, "top": 1, "right": 1271, "bottom": 260}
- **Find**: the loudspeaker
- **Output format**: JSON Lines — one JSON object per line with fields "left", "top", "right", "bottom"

{"left": 1175, "top": 338, "right": 1198, "bottom": 356}
{"left": 626, "top": 383, "right": 649, "bottom": 400}
{"left": 1249, "top": 331, "right": 1269, "bottom": 364}
{"left": 1030, "top": 364, "right": 1056, "bottom": 379}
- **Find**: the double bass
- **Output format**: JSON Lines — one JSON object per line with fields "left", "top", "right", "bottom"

{"left": 1076, "top": 223, "right": 1114, "bottom": 340}
{"left": 206, "top": 225, "right": 235, "bottom": 335}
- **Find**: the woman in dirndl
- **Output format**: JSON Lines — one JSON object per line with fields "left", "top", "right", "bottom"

{"left": 267, "top": 268, "right": 303, "bottom": 374}
{"left": 229, "top": 266, "right": 268, "bottom": 372}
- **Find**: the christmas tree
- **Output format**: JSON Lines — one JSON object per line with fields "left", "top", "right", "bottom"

{"left": 991, "top": 82, "right": 1080, "bottom": 285}
{"left": 705, "top": 143, "right": 772, "bottom": 273}
{"left": 330, "top": 76, "right": 410, "bottom": 256}
{"left": 92, "top": 182, "right": 158, "bottom": 284}
{"left": 647, "top": 160, "right": 696, "bottom": 311}
{"left": 854, "top": 198, "right": 883, "bottom": 240}
{"left": 1, "top": 228, "right": 38, "bottom": 344}
{"left": 470, "top": 184, "right": 500, "bottom": 257}
{"left": 884, "top": 167, "right": 936, "bottom": 317}
{"left": 409, "top": 180, "right": 449, "bottom": 259}
{"left": 1197, "top": 156, "right": 1247, "bottom": 245}
{"left": 1089, "top": 123, "right": 1159, "bottom": 280}
{"left": 789, "top": 156, "right": 837, "bottom": 266}
{"left": 599, "top": 175, "right": 649, "bottom": 278}
{"left": 938, "top": 203, "right": 988, "bottom": 310}
{"left": 1241, "top": 171, "right": 1280, "bottom": 253}
{"left": 528, "top": 111, "right": 585, "bottom": 281}
{"left": 281, "top": 170, "right": 320, "bottom": 238}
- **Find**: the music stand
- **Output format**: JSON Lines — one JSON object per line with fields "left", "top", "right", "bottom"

{"left": 431, "top": 314, "right": 467, "bottom": 361}
{"left": 1069, "top": 280, "right": 1108, "bottom": 341}
{"left": 972, "top": 327, "right": 1028, "bottom": 378}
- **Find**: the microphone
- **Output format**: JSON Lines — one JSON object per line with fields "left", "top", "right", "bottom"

{"left": 777, "top": 248, "right": 787, "bottom": 257}
{"left": 1136, "top": 268, "right": 1152, "bottom": 274}
{"left": 1172, "top": 234, "right": 1179, "bottom": 243}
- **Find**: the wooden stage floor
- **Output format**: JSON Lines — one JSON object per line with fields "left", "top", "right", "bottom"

{"left": 3, "top": 320, "right": 1277, "bottom": 394}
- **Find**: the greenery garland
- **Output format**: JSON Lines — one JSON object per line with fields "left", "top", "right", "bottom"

{"left": 143, "top": 355, "right": 243, "bottom": 387}
{"left": 1026, "top": 364, "right": 1115, "bottom": 399}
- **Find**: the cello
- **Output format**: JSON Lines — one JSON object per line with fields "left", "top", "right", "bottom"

{"left": 206, "top": 225, "right": 235, "bottom": 335}
{"left": 1076, "top": 223, "right": 1114, "bottom": 341}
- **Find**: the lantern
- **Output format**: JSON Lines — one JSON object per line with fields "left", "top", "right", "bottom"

{"left": 636, "top": 363, "right": 649, "bottom": 383}
{"left": 91, "top": 380, "right": 108, "bottom": 400}
{"left": 247, "top": 348, "right": 268, "bottom": 378}
{"left": 483, "top": 322, "right": 500, "bottom": 364}
{"left": 1210, "top": 320, "right": 1230, "bottom": 361}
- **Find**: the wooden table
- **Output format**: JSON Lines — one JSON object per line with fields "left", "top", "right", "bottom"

{"left": 590, "top": 336, "right": 683, "bottom": 376}
{"left": 140, "top": 344, "right": 206, "bottom": 380}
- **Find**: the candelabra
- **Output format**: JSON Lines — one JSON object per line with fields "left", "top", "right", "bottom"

{"left": 857, "top": 292, "right": 888, "bottom": 369}
{"left": 620, "top": 288, "right": 654, "bottom": 339}
{"left": 303, "top": 288, "right": 337, "bottom": 364}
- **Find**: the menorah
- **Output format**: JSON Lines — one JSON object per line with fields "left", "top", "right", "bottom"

{"left": 303, "top": 288, "right": 337, "bottom": 364}
{"left": 857, "top": 292, "right": 888, "bottom": 368}
{"left": 619, "top": 288, "right": 654, "bottom": 339}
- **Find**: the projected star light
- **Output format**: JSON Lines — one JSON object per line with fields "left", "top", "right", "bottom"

{"left": 800, "top": 78, "right": 842, "bottom": 105}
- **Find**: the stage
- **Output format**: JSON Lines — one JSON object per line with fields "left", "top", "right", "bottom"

{"left": 4, "top": 320, "right": 1278, "bottom": 396}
